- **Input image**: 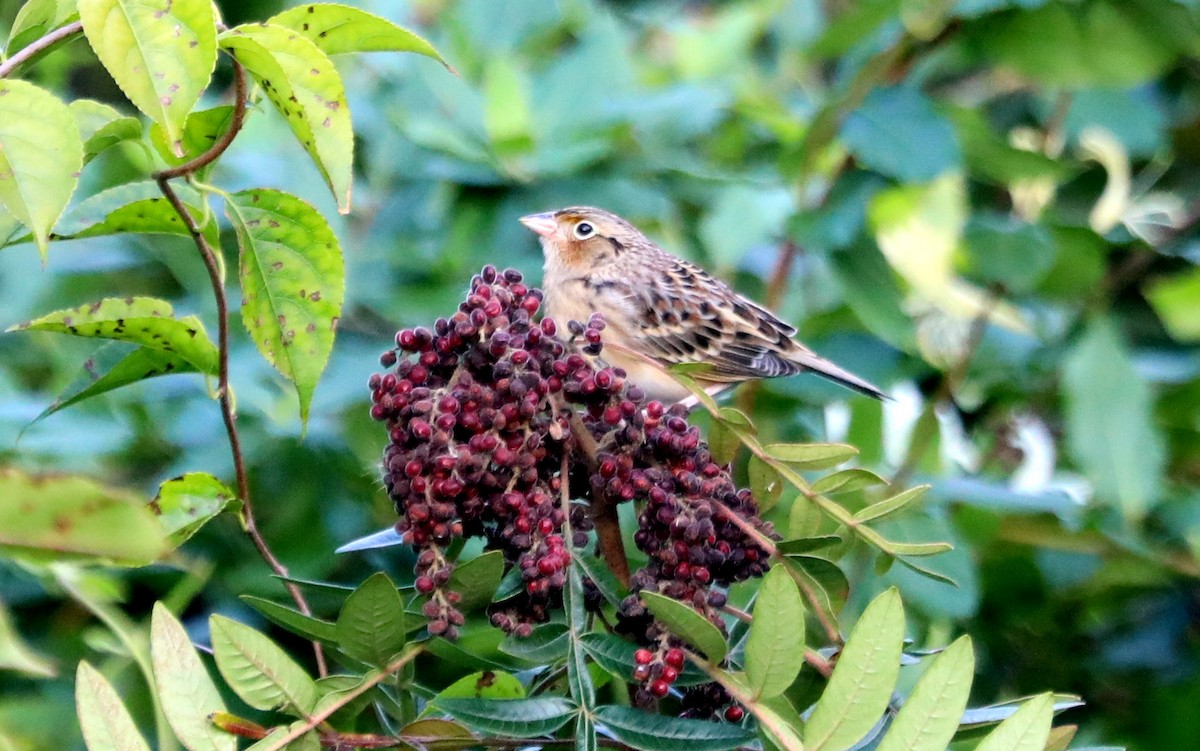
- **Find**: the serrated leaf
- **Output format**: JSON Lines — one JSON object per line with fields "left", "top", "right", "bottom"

{"left": 77, "top": 0, "right": 216, "bottom": 155}
{"left": 219, "top": 25, "right": 353, "bottom": 211}
{"left": 53, "top": 181, "right": 219, "bottom": 248}
{"left": 69, "top": 100, "right": 142, "bottom": 164}
{"left": 748, "top": 455, "right": 783, "bottom": 513}
{"left": 876, "top": 636, "right": 974, "bottom": 751}
{"left": 0, "top": 596, "right": 55, "bottom": 677}
{"left": 269, "top": 3, "right": 447, "bottom": 65}
{"left": 210, "top": 615, "right": 318, "bottom": 716}
{"left": 640, "top": 591, "right": 726, "bottom": 663}
{"left": 811, "top": 468, "right": 889, "bottom": 495}
{"left": 804, "top": 588, "right": 904, "bottom": 751}
{"left": 149, "top": 105, "right": 235, "bottom": 175}
{"left": 226, "top": 188, "right": 344, "bottom": 425}
{"left": 433, "top": 671, "right": 526, "bottom": 703}
{"left": 744, "top": 566, "right": 805, "bottom": 700}
{"left": 448, "top": 551, "right": 505, "bottom": 612}
{"left": 579, "top": 633, "right": 709, "bottom": 688}
{"left": 76, "top": 661, "right": 151, "bottom": 751}
{"left": 8, "top": 297, "right": 218, "bottom": 375}
{"left": 498, "top": 623, "right": 570, "bottom": 663}
{"left": 151, "top": 604, "right": 235, "bottom": 751}
{"left": 436, "top": 697, "right": 577, "bottom": 737}
{"left": 765, "top": 443, "right": 858, "bottom": 470}
{"left": 151, "top": 473, "right": 239, "bottom": 547}
{"left": 974, "top": 693, "right": 1054, "bottom": 751}
{"left": 594, "top": 706, "right": 755, "bottom": 751}
{"left": 0, "top": 79, "right": 83, "bottom": 258}
{"left": 241, "top": 596, "right": 338, "bottom": 643}
{"left": 0, "top": 468, "right": 166, "bottom": 565}
{"left": 6, "top": 0, "right": 79, "bottom": 55}
{"left": 1064, "top": 317, "right": 1165, "bottom": 521}
{"left": 30, "top": 343, "right": 199, "bottom": 427}
{"left": 853, "top": 485, "right": 929, "bottom": 523}
{"left": 335, "top": 572, "right": 406, "bottom": 667}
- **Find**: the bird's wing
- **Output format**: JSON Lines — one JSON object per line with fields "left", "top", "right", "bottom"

{"left": 628, "top": 257, "right": 806, "bottom": 383}
{"left": 626, "top": 257, "right": 886, "bottom": 399}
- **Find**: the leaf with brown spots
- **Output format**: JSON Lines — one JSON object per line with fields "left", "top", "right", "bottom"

{"left": 226, "top": 188, "right": 345, "bottom": 427}
{"left": 78, "top": 0, "right": 217, "bottom": 156}
{"left": 6, "top": 297, "right": 219, "bottom": 375}
{"left": 153, "top": 473, "right": 240, "bottom": 548}
{"left": 52, "top": 180, "right": 220, "bottom": 249}
{"left": 0, "top": 468, "right": 167, "bottom": 565}
{"left": 219, "top": 24, "right": 354, "bottom": 212}
{"left": 149, "top": 105, "right": 237, "bottom": 181}
{"left": 28, "top": 342, "right": 199, "bottom": 428}
{"left": 269, "top": 3, "right": 449, "bottom": 67}
{"left": 0, "top": 80, "right": 83, "bottom": 259}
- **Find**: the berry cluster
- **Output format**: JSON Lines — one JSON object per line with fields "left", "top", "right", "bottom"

{"left": 370, "top": 266, "right": 774, "bottom": 717}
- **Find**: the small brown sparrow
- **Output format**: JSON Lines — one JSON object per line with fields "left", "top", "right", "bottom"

{"left": 519, "top": 206, "right": 885, "bottom": 404}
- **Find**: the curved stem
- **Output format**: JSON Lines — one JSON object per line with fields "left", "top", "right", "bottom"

{"left": 152, "top": 56, "right": 326, "bottom": 676}
{"left": 0, "top": 21, "right": 83, "bottom": 79}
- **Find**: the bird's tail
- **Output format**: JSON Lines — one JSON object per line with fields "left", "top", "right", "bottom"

{"left": 793, "top": 352, "right": 888, "bottom": 400}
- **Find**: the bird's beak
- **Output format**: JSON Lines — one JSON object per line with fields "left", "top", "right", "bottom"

{"left": 519, "top": 212, "right": 558, "bottom": 238}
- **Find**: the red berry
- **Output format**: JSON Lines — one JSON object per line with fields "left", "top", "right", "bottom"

{"left": 664, "top": 649, "right": 685, "bottom": 669}
{"left": 634, "top": 649, "right": 654, "bottom": 665}
{"left": 415, "top": 576, "right": 435, "bottom": 594}
{"left": 648, "top": 679, "right": 670, "bottom": 697}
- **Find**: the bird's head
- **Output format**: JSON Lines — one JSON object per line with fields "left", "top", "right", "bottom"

{"left": 519, "top": 206, "right": 643, "bottom": 269}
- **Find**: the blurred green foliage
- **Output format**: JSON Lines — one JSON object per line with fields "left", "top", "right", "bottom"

{"left": 1, "top": 0, "right": 1199, "bottom": 749}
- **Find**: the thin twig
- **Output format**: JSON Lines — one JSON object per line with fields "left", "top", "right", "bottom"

{"left": 0, "top": 21, "right": 83, "bottom": 79}
{"left": 151, "top": 58, "right": 326, "bottom": 676}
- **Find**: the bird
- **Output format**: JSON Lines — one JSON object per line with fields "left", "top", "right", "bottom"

{"left": 518, "top": 206, "right": 886, "bottom": 404}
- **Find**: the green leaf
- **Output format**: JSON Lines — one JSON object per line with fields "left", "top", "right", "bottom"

{"left": 0, "top": 79, "right": 83, "bottom": 258}
{"left": 811, "top": 468, "right": 889, "bottom": 495}
{"left": 775, "top": 535, "right": 842, "bottom": 555}
{"left": 448, "top": 551, "right": 505, "bottom": 612}
{"left": 53, "top": 181, "right": 218, "bottom": 248}
{"left": 0, "top": 596, "right": 55, "bottom": 677}
{"left": 241, "top": 596, "right": 338, "bottom": 643}
{"left": 0, "top": 468, "right": 166, "bottom": 565}
{"left": 579, "top": 633, "right": 709, "bottom": 688}
{"left": 483, "top": 55, "right": 533, "bottom": 157}
{"left": 151, "top": 604, "right": 235, "bottom": 751}
{"left": 219, "top": 25, "right": 353, "bottom": 211}
{"left": 77, "top": 0, "right": 216, "bottom": 155}
{"left": 210, "top": 615, "right": 318, "bottom": 716}
{"left": 269, "top": 3, "right": 447, "bottom": 65}
{"left": 498, "top": 623, "right": 570, "bottom": 663}
{"left": 69, "top": 100, "right": 142, "bottom": 164}
{"left": 964, "top": 213, "right": 1056, "bottom": 294}
{"left": 1063, "top": 318, "right": 1165, "bottom": 521}
{"left": 335, "top": 572, "right": 406, "bottom": 667}
{"left": 246, "top": 722, "right": 319, "bottom": 751}
{"left": 435, "top": 697, "right": 577, "bottom": 737}
{"left": 573, "top": 552, "right": 626, "bottom": 608}
{"left": 765, "top": 443, "right": 858, "bottom": 470}
{"left": 75, "top": 661, "right": 151, "bottom": 751}
{"left": 876, "top": 636, "right": 975, "bottom": 751}
{"left": 594, "top": 706, "right": 755, "bottom": 751}
{"left": 8, "top": 297, "right": 219, "bottom": 375}
{"left": 640, "top": 591, "right": 727, "bottom": 663}
{"left": 149, "top": 105, "right": 236, "bottom": 177}
{"left": 433, "top": 671, "right": 526, "bottom": 702}
{"left": 744, "top": 565, "right": 805, "bottom": 700}
{"left": 226, "top": 188, "right": 345, "bottom": 425}
{"left": 748, "top": 455, "right": 783, "bottom": 513}
{"left": 853, "top": 485, "right": 929, "bottom": 523}
{"left": 830, "top": 242, "right": 918, "bottom": 351}
{"left": 974, "top": 693, "right": 1054, "bottom": 751}
{"left": 842, "top": 87, "right": 960, "bottom": 182}
{"left": 151, "top": 473, "right": 239, "bottom": 548}
{"left": 6, "top": 0, "right": 79, "bottom": 55}
{"left": 1147, "top": 266, "right": 1200, "bottom": 342}
{"left": 30, "top": 343, "right": 199, "bottom": 426}
{"left": 804, "top": 588, "right": 905, "bottom": 751}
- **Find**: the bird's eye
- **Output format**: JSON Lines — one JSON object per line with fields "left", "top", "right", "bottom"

{"left": 574, "top": 222, "right": 595, "bottom": 239}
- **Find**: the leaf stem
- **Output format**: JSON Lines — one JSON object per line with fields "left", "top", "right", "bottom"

{"left": 152, "top": 55, "right": 326, "bottom": 676}
{"left": 0, "top": 21, "right": 83, "bottom": 79}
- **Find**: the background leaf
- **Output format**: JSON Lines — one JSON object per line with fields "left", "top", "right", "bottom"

{"left": 151, "top": 604, "right": 235, "bottom": 751}
{"left": 75, "top": 661, "right": 151, "bottom": 751}
{"left": 743, "top": 565, "right": 805, "bottom": 700}
{"left": 210, "top": 615, "right": 318, "bottom": 716}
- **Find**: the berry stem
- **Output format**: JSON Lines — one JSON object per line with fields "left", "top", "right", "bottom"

{"left": 561, "top": 402, "right": 631, "bottom": 587}
{"left": 152, "top": 56, "right": 326, "bottom": 676}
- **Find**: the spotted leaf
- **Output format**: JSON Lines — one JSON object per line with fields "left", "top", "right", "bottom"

{"left": 78, "top": 0, "right": 217, "bottom": 156}
{"left": 7, "top": 297, "right": 219, "bottom": 375}
{"left": 269, "top": 3, "right": 448, "bottom": 65}
{"left": 226, "top": 188, "right": 345, "bottom": 426}
{"left": 219, "top": 24, "right": 353, "bottom": 212}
